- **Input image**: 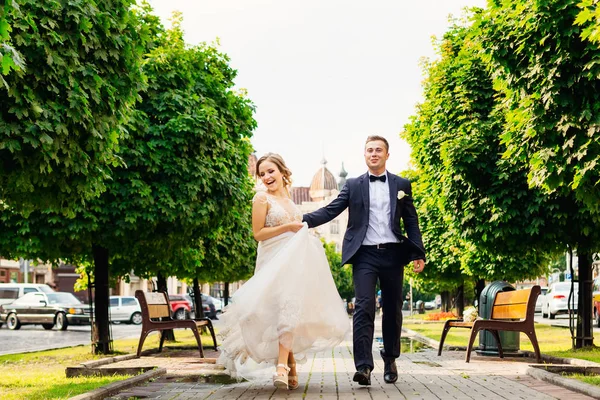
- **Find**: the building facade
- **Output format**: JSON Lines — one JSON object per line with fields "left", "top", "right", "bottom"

{"left": 291, "top": 159, "right": 348, "bottom": 252}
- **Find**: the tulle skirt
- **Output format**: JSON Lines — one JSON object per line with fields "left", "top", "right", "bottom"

{"left": 217, "top": 224, "right": 350, "bottom": 380}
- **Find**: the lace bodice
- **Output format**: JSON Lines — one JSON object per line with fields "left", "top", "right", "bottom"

{"left": 253, "top": 192, "right": 302, "bottom": 227}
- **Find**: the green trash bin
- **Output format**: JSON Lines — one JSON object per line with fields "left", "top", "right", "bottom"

{"left": 476, "top": 281, "right": 520, "bottom": 356}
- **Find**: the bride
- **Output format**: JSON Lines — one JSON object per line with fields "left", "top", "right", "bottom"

{"left": 217, "top": 153, "right": 350, "bottom": 390}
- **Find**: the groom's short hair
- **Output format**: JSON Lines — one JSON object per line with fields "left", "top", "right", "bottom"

{"left": 365, "top": 135, "right": 389, "bottom": 152}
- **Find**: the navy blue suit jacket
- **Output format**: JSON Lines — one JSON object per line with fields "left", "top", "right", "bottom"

{"left": 303, "top": 172, "right": 426, "bottom": 267}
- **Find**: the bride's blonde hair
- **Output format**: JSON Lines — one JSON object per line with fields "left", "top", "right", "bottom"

{"left": 256, "top": 153, "right": 293, "bottom": 195}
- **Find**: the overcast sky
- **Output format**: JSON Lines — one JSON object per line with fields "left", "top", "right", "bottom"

{"left": 148, "top": 0, "right": 487, "bottom": 186}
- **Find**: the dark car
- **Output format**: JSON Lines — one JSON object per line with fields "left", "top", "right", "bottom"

{"left": 0, "top": 291, "right": 91, "bottom": 330}
{"left": 200, "top": 294, "right": 219, "bottom": 320}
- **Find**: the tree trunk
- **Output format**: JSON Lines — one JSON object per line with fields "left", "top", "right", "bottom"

{"left": 475, "top": 278, "right": 486, "bottom": 307}
{"left": 456, "top": 284, "right": 465, "bottom": 318}
{"left": 156, "top": 272, "right": 175, "bottom": 342}
{"left": 92, "top": 244, "right": 112, "bottom": 354}
{"left": 441, "top": 291, "right": 450, "bottom": 312}
{"left": 224, "top": 282, "right": 230, "bottom": 307}
{"left": 193, "top": 278, "right": 205, "bottom": 319}
{"left": 576, "top": 251, "right": 594, "bottom": 348}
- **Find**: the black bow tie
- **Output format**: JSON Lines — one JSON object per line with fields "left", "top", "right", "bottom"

{"left": 369, "top": 174, "right": 386, "bottom": 183}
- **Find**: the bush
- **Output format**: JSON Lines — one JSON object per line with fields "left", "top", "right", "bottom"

{"left": 424, "top": 311, "right": 456, "bottom": 321}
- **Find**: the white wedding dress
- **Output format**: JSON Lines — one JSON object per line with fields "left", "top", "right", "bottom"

{"left": 217, "top": 191, "right": 350, "bottom": 380}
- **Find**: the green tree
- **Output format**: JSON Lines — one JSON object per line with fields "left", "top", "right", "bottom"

{"left": 172, "top": 200, "right": 257, "bottom": 314}
{"left": 477, "top": 0, "right": 600, "bottom": 347}
{"left": 323, "top": 240, "right": 353, "bottom": 302}
{"left": 404, "top": 20, "right": 558, "bottom": 283}
{"left": 477, "top": 0, "right": 600, "bottom": 214}
{"left": 576, "top": 0, "right": 600, "bottom": 44}
{"left": 403, "top": 169, "right": 468, "bottom": 314}
{"left": 1, "top": 0, "right": 150, "bottom": 214}
{"left": 0, "top": 1, "right": 25, "bottom": 88}
{"left": 0, "top": 12, "right": 257, "bottom": 353}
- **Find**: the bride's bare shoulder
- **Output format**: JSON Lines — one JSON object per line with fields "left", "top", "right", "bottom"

{"left": 252, "top": 191, "right": 269, "bottom": 204}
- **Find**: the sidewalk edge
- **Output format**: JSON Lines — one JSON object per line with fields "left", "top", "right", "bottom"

{"left": 68, "top": 367, "right": 166, "bottom": 400}
{"left": 526, "top": 366, "right": 600, "bottom": 399}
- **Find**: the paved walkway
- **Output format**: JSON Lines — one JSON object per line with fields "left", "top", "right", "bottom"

{"left": 108, "top": 338, "right": 594, "bottom": 400}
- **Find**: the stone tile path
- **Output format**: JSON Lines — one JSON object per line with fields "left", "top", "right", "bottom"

{"left": 108, "top": 339, "right": 594, "bottom": 399}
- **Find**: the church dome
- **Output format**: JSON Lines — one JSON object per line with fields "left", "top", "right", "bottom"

{"left": 309, "top": 158, "right": 338, "bottom": 201}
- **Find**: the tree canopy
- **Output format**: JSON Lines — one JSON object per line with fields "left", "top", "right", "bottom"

{"left": 1, "top": 0, "right": 150, "bottom": 214}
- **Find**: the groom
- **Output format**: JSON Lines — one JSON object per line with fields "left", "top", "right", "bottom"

{"left": 303, "top": 135, "right": 426, "bottom": 385}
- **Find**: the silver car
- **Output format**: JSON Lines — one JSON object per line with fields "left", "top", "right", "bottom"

{"left": 109, "top": 296, "right": 142, "bottom": 325}
{"left": 542, "top": 282, "right": 578, "bottom": 319}
{"left": 534, "top": 287, "right": 548, "bottom": 313}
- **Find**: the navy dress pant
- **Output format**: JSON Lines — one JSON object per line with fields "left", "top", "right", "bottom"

{"left": 351, "top": 246, "right": 404, "bottom": 370}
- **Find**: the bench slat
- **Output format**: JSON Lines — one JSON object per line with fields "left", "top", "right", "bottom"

{"left": 491, "top": 303, "right": 527, "bottom": 320}
{"left": 148, "top": 304, "right": 170, "bottom": 318}
{"left": 494, "top": 289, "right": 531, "bottom": 306}
{"left": 448, "top": 321, "right": 474, "bottom": 327}
{"left": 143, "top": 292, "right": 168, "bottom": 305}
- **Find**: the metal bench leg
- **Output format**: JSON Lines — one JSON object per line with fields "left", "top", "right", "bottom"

{"left": 438, "top": 320, "right": 451, "bottom": 356}
{"left": 465, "top": 324, "right": 481, "bottom": 363}
{"left": 207, "top": 322, "right": 218, "bottom": 350}
{"left": 525, "top": 330, "right": 542, "bottom": 363}
{"left": 191, "top": 327, "right": 204, "bottom": 357}
{"left": 489, "top": 330, "right": 504, "bottom": 358}
{"left": 137, "top": 330, "right": 150, "bottom": 357}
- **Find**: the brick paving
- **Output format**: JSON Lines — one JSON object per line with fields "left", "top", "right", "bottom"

{"left": 107, "top": 337, "right": 595, "bottom": 400}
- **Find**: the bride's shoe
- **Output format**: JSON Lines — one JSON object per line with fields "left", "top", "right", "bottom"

{"left": 288, "top": 363, "right": 299, "bottom": 390}
{"left": 273, "top": 364, "right": 290, "bottom": 389}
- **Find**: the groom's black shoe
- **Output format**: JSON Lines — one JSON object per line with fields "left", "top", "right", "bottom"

{"left": 381, "top": 350, "right": 398, "bottom": 384}
{"left": 352, "top": 366, "right": 371, "bottom": 386}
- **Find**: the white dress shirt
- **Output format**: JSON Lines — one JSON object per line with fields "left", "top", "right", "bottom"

{"left": 362, "top": 171, "right": 399, "bottom": 245}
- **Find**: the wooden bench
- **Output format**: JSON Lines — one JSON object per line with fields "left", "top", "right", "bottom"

{"left": 134, "top": 290, "right": 218, "bottom": 357}
{"left": 437, "top": 285, "right": 541, "bottom": 363}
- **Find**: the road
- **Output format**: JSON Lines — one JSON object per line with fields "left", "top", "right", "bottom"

{"left": 0, "top": 323, "right": 142, "bottom": 355}
{"left": 534, "top": 312, "right": 600, "bottom": 331}
{"left": 0, "top": 317, "right": 224, "bottom": 356}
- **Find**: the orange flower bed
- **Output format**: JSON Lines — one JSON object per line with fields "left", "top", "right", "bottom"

{"left": 424, "top": 311, "right": 456, "bottom": 321}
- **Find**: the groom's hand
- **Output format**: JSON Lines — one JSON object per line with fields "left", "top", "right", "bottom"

{"left": 413, "top": 259, "right": 425, "bottom": 273}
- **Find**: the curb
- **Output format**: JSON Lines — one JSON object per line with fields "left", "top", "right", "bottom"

{"left": 68, "top": 367, "right": 166, "bottom": 400}
{"left": 526, "top": 366, "right": 600, "bottom": 399}
{"left": 403, "top": 326, "right": 600, "bottom": 398}
{"left": 80, "top": 354, "right": 138, "bottom": 368}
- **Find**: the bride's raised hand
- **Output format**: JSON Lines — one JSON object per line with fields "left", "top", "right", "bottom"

{"left": 286, "top": 221, "right": 304, "bottom": 233}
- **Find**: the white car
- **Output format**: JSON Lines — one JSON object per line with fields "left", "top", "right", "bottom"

{"left": 542, "top": 282, "right": 578, "bottom": 319}
{"left": 424, "top": 301, "right": 437, "bottom": 310}
{"left": 534, "top": 286, "right": 548, "bottom": 313}
{"left": 211, "top": 296, "right": 223, "bottom": 312}
{"left": 109, "top": 296, "right": 142, "bottom": 325}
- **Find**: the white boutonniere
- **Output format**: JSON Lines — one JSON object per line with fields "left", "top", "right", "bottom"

{"left": 397, "top": 190, "right": 406, "bottom": 200}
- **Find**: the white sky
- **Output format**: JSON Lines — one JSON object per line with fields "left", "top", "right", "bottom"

{"left": 148, "top": 0, "right": 487, "bottom": 186}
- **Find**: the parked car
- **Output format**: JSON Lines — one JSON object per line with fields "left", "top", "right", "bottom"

{"left": 593, "top": 277, "right": 600, "bottom": 327}
{"left": 424, "top": 301, "right": 437, "bottom": 310}
{"left": 109, "top": 296, "right": 142, "bottom": 325}
{"left": 208, "top": 295, "right": 223, "bottom": 313}
{"left": 0, "top": 291, "right": 90, "bottom": 330}
{"left": 0, "top": 283, "right": 54, "bottom": 307}
{"left": 168, "top": 294, "right": 193, "bottom": 320}
{"left": 201, "top": 294, "right": 221, "bottom": 319}
{"left": 534, "top": 286, "right": 549, "bottom": 313}
{"left": 542, "top": 282, "right": 578, "bottom": 319}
